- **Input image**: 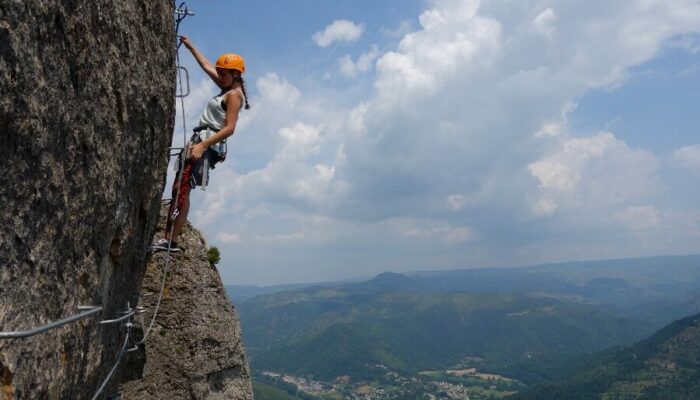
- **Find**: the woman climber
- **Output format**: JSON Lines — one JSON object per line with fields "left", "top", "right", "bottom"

{"left": 152, "top": 35, "right": 250, "bottom": 253}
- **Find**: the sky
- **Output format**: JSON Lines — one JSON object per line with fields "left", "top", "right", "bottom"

{"left": 169, "top": 0, "right": 700, "bottom": 286}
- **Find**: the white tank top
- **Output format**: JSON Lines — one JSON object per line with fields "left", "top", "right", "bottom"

{"left": 197, "top": 88, "right": 244, "bottom": 153}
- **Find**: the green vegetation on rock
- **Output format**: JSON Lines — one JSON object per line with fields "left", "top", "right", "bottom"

{"left": 208, "top": 246, "right": 221, "bottom": 265}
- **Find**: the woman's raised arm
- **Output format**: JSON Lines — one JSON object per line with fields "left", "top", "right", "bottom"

{"left": 179, "top": 35, "right": 225, "bottom": 88}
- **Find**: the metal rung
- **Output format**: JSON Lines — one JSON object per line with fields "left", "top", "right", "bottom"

{"left": 0, "top": 306, "right": 103, "bottom": 339}
{"left": 176, "top": 66, "right": 190, "bottom": 98}
{"left": 175, "top": 9, "right": 194, "bottom": 16}
{"left": 99, "top": 310, "right": 136, "bottom": 325}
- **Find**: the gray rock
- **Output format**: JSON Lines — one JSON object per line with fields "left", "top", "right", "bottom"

{"left": 119, "top": 209, "right": 253, "bottom": 400}
{"left": 0, "top": 0, "right": 175, "bottom": 398}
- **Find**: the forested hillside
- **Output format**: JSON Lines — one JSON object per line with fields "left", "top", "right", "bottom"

{"left": 240, "top": 274, "right": 653, "bottom": 382}
{"left": 513, "top": 313, "right": 700, "bottom": 399}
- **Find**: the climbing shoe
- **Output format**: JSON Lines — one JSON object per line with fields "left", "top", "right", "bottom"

{"left": 151, "top": 238, "right": 181, "bottom": 253}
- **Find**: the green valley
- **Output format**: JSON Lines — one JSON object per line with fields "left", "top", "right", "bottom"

{"left": 242, "top": 287, "right": 651, "bottom": 382}
{"left": 232, "top": 256, "right": 700, "bottom": 399}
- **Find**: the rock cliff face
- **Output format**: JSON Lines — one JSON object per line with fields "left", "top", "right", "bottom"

{"left": 119, "top": 210, "right": 253, "bottom": 400}
{"left": 0, "top": 1, "right": 174, "bottom": 399}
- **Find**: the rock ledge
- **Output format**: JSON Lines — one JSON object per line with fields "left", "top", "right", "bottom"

{"left": 119, "top": 208, "right": 252, "bottom": 400}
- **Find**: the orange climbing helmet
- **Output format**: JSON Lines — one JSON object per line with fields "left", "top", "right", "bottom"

{"left": 215, "top": 53, "right": 245, "bottom": 73}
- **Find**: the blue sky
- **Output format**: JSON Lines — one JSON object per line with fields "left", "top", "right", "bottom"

{"left": 171, "top": 0, "right": 700, "bottom": 286}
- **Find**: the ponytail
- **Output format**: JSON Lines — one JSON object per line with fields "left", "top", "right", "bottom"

{"left": 234, "top": 76, "right": 251, "bottom": 110}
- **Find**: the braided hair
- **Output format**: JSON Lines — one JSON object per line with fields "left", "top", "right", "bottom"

{"left": 234, "top": 76, "right": 251, "bottom": 110}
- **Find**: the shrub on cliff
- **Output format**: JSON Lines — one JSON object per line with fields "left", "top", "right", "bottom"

{"left": 208, "top": 246, "right": 221, "bottom": 265}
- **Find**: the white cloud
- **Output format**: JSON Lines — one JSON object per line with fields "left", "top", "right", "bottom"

{"left": 534, "top": 102, "right": 575, "bottom": 138}
{"left": 255, "top": 73, "right": 300, "bottom": 107}
{"left": 339, "top": 46, "right": 380, "bottom": 78}
{"left": 334, "top": 0, "right": 697, "bottom": 239}
{"left": 193, "top": 168, "right": 237, "bottom": 226}
{"left": 529, "top": 159, "right": 577, "bottom": 193}
{"left": 232, "top": 73, "right": 305, "bottom": 159}
{"left": 532, "top": 8, "right": 557, "bottom": 40}
{"left": 313, "top": 20, "right": 364, "bottom": 47}
{"left": 219, "top": 120, "right": 347, "bottom": 214}
{"left": 532, "top": 198, "right": 558, "bottom": 216}
{"left": 528, "top": 132, "right": 659, "bottom": 215}
{"left": 346, "top": 102, "right": 370, "bottom": 136}
{"left": 217, "top": 232, "right": 241, "bottom": 244}
{"left": 382, "top": 20, "right": 415, "bottom": 39}
{"left": 278, "top": 123, "right": 321, "bottom": 159}
{"left": 534, "top": 122, "right": 563, "bottom": 138}
{"left": 255, "top": 231, "right": 306, "bottom": 243}
{"left": 374, "top": 6, "right": 502, "bottom": 97}
{"left": 674, "top": 144, "right": 700, "bottom": 169}
{"left": 216, "top": 229, "right": 307, "bottom": 245}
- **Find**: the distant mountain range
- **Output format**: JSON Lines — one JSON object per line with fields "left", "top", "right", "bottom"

{"left": 231, "top": 255, "right": 700, "bottom": 327}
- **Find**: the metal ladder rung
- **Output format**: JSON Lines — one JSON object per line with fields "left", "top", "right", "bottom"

{"left": 176, "top": 66, "right": 190, "bottom": 98}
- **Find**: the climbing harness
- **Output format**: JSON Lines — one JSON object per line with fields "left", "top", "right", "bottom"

{"left": 194, "top": 124, "right": 228, "bottom": 164}
{"left": 171, "top": 128, "right": 226, "bottom": 195}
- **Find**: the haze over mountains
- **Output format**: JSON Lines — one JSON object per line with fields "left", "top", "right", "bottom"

{"left": 229, "top": 255, "right": 700, "bottom": 399}
{"left": 231, "top": 255, "right": 700, "bottom": 326}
